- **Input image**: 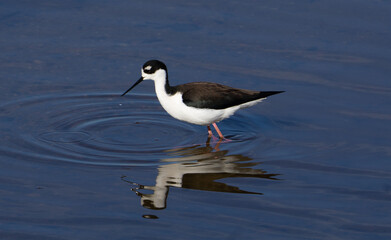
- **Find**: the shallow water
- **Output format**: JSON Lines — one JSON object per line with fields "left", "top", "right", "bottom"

{"left": 1, "top": 0, "right": 391, "bottom": 239}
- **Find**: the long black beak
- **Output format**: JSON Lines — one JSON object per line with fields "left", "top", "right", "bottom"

{"left": 121, "top": 77, "right": 144, "bottom": 96}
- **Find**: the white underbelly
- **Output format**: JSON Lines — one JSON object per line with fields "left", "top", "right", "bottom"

{"left": 157, "top": 93, "right": 223, "bottom": 125}
{"left": 155, "top": 92, "right": 264, "bottom": 126}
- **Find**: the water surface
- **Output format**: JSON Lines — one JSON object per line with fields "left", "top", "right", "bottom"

{"left": 1, "top": 0, "right": 390, "bottom": 239}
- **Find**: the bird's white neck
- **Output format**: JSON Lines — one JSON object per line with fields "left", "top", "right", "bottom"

{"left": 141, "top": 68, "right": 169, "bottom": 94}
{"left": 149, "top": 69, "right": 170, "bottom": 99}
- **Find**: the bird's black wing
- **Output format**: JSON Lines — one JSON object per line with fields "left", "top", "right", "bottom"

{"left": 178, "top": 82, "right": 283, "bottom": 110}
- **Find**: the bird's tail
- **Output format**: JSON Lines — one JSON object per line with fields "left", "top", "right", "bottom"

{"left": 258, "top": 91, "right": 285, "bottom": 98}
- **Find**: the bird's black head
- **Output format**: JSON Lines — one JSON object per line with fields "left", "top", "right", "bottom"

{"left": 121, "top": 60, "right": 168, "bottom": 97}
{"left": 142, "top": 60, "right": 167, "bottom": 74}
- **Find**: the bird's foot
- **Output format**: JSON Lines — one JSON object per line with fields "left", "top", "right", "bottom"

{"left": 220, "top": 137, "right": 232, "bottom": 143}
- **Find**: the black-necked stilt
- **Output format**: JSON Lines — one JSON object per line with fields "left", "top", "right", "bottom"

{"left": 121, "top": 60, "right": 283, "bottom": 139}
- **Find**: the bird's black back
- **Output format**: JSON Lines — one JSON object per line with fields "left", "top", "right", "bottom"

{"left": 176, "top": 82, "right": 283, "bottom": 110}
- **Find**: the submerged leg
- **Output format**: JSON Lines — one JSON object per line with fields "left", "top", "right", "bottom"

{"left": 212, "top": 123, "right": 224, "bottom": 139}
{"left": 207, "top": 125, "right": 213, "bottom": 137}
{"left": 207, "top": 125, "right": 218, "bottom": 141}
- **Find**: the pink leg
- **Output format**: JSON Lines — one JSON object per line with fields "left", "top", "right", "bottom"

{"left": 212, "top": 123, "right": 224, "bottom": 139}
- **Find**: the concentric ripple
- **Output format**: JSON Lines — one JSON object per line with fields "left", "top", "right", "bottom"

{"left": 0, "top": 92, "right": 272, "bottom": 167}
{"left": 0, "top": 93, "right": 195, "bottom": 166}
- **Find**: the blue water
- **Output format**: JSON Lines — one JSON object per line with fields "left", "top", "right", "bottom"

{"left": 1, "top": 0, "right": 390, "bottom": 239}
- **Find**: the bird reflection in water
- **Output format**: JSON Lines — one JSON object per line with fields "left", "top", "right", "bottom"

{"left": 122, "top": 138, "right": 279, "bottom": 211}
